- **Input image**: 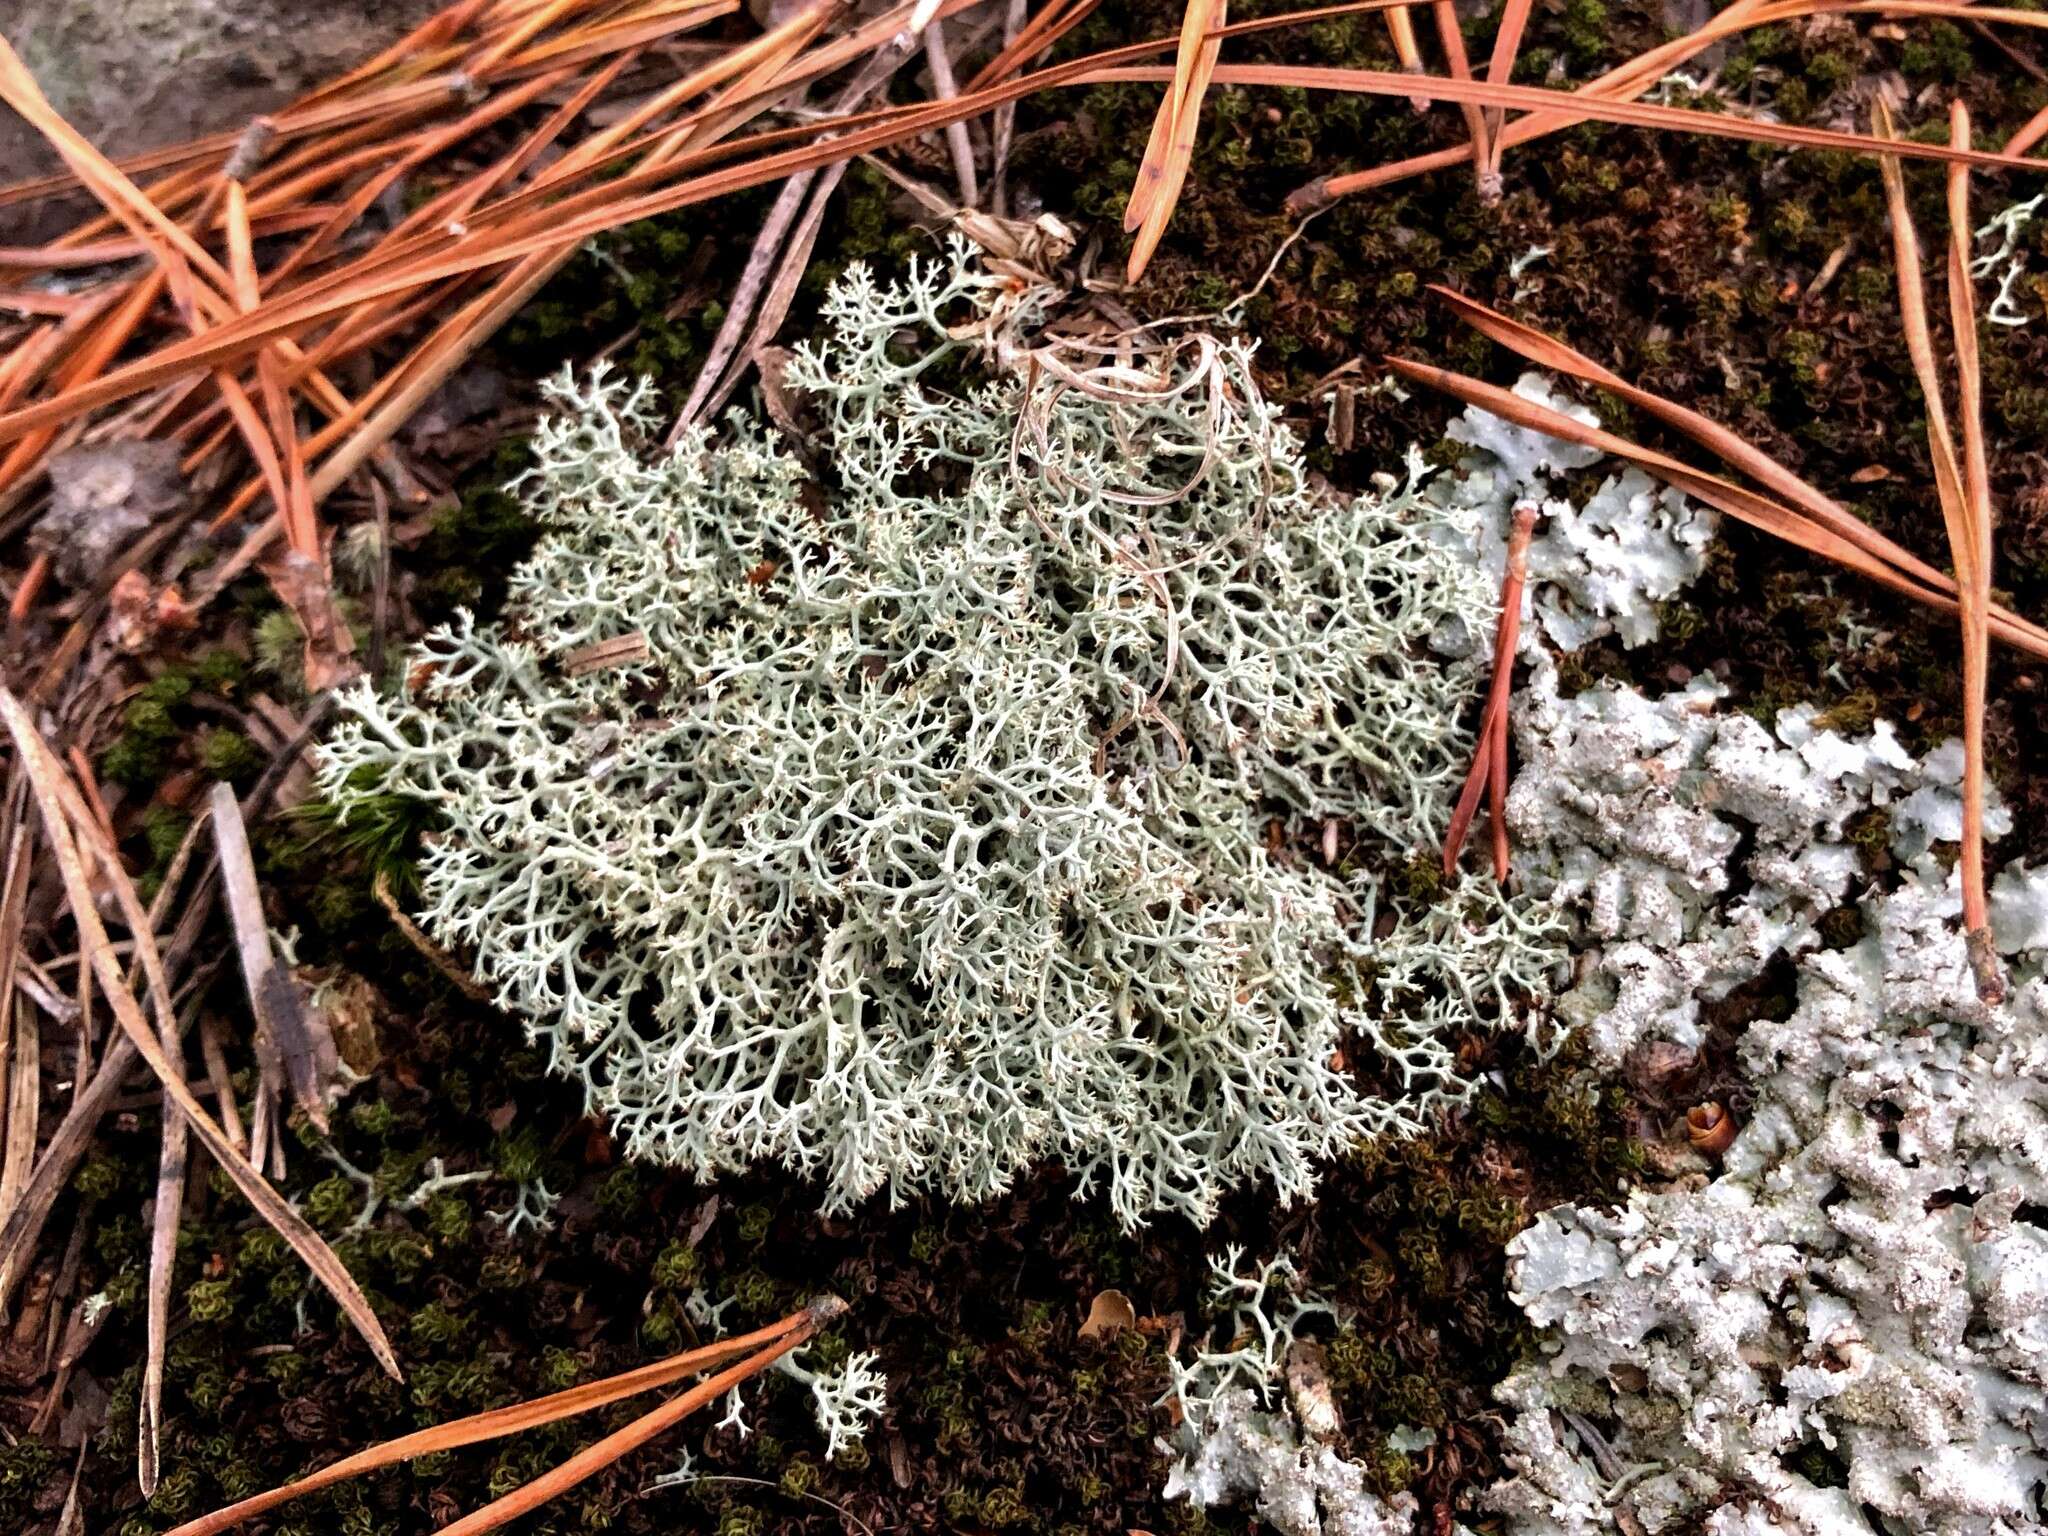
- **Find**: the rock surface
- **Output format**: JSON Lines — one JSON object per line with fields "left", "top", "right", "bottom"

{"left": 1, "top": 0, "right": 438, "bottom": 238}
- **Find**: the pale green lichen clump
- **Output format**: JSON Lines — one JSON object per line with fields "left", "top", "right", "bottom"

{"left": 319, "top": 246, "right": 1536, "bottom": 1227}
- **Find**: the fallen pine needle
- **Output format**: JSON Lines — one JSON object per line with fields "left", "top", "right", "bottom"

{"left": 1124, "top": 0, "right": 1226, "bottom": 282}
{"left": 1383, "top": 353, "right": 2048, "bottom": 663}
{"left": 1443, "top": 502, "right": 1536, "bottom": 881}
{"left": 165, "top": 1300, "right": 834, "bottom": 1536}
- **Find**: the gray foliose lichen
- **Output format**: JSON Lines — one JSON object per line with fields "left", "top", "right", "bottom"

{"left": 1488, "top": 672, "right": 2048, "bottom": 1535}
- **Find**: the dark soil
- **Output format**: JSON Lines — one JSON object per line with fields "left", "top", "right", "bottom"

{"left": 9, "top": 1, "right": 2048, "bottom": 1533}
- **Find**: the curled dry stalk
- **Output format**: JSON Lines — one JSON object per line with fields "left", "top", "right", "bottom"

{"left": 1004, "top": 326, "right": 1256, "bottom": 757}
{"left": 165, "top": 1297, "right": 844, "bottom": 1536}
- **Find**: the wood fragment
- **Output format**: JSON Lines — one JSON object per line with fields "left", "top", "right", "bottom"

{"left": 0, "top": 1025, "right": 138, "bottom": 1321}
{"left": 199, "top": 1013, "right": 247, "bottom": 1155}
{"left": 139, "top": 1036, "right": 189, "bottom": 1495}
{"left": 923, "top": 20, "right": 980, "bottom": 210}
{"left": 988, "top": 0, "right": 1030, "bottom": 214}
{"left": 559, "top": 631, "right": 652, "bottom": 675}
{"left": 0, "top": 818, "right": 32, "bottom": 1230}
{"left": 211, "top": 781, "right": 338, "bottom": 1130}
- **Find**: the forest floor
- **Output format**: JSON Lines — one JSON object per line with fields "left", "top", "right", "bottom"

{"left": 3, "top": 1, "right": 2048, "bottom": 1533}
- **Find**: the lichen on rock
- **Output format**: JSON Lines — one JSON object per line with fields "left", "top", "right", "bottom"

{"left": 1162, "top": 1249, "right": 1417, "bottom": 1536}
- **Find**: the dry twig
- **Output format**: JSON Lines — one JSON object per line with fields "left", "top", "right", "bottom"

{"left": 0, "top": 689, "right": 400, "bottom": 1376}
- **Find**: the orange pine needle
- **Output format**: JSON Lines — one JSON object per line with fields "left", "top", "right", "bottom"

{"left": 1443, "top": 502, "right": 1536, "bottom": 881}
{"left": 7, "top": 552, "right": 50, "bottom": 629}
{"left": 1940, "top": 101, "right": 2002, "bottom": 999}
{"left": 1481, "top": 0, "right": 1535, "bottom": 175}
{"left": 1427, "top": 0, "right": 1493, "bottom": 194}
{"left": 163, "top": 1305, "right": 825, "bottom": 1536}
{"left": 1383, "top": 353, "right": 2048, "bottom": 662}
{"left": 1385, "top": 6, "right": 1431, "bottom": 109}
{"left": 1125, "top": 0, "right": 1226, "bottom": 282}
{"left": 433, "top": 1321, "right": 822, "bottom": 1536}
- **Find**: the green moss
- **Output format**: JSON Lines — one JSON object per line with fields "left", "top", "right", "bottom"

{"left": 349, "top": 1098, "right": 399, "bottom": 1140}
{"left": 651, "top": 1240, "right": 701, "bottom": 1291}
{"left": 146, "top": 1462, "right": 205, "bottom": 1520}
{"left": 592, "top": 1165, "right": 645, "bottom": 1220}
{"left": 729, "top": 1268, "right": 778, "bottom": 1317}
{"left": 1813, "top": 690, "right": 1880, "bottom": 734}
{"left": 1818, "top": 904, "right": 1866, "bottom": 948}
{"left": 103, "top": 669, "right": 195, "bottom": 788}
{"left": 1900, "top": 20, "right": 1973, "bottom": 80}
{"left": 827, "top": 1441, "right": 868, "bottom": 1482}
{"left": 979, "top": 1486, "right": 1034, "bottom": 1527}
{"left": 426, "top": 1190, "right": 474, "bottom": 1246}
{"left": 251, "top": 608, "right": 308, "bottom": 696}
{"left": 0, "top": 1440, "right": 56, "bottom": 1523}
{"left": 193, "top": 646, "right": 247, "bottom": 695}
{"left": 736, "top": 1202, "right": 774, "bottom": 1244}
{"left": 186, "top": 1277, "right": 235, "bottom": 1323}
{"left": 1804, "top": 48, "right": 1857, "bottom": 92}
{"left": 488, "top": 1132, "right": 537, "bottom": 1188}
{"left": 1838, "top": 799, "right": 1889, "bottom": 851}
{"left": 1780, "top": 328, "right": 1827, "bottom": 389}
{"left": 198, "top": 726, "right": 264, "bottom": 784}
{"left": 411, "top": 439, "right": 542, "bottom": 618}
{"left": 410, "top": 1300, "right": 472, "bottom": 1348}
{"left": 302, "top": 1174, "right": 360, "bottom": 1232}
{"left": 76, "top": 1152, "right": 125, "bottom": 1203}
{"left": 478, "top": 1251, "right": 527, "bottom": 1291}
{"left": 1559, "top": 0, "right": 1610, "bottom": 61}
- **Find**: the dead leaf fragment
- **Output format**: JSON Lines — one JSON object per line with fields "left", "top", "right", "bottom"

{"left": 257, "top": 547, "right": 358, "bottom": 692}
{"left": 1284, "top": 1338, "right": 1341, "bottom": 1442}
{"left": 33, "top": 440, "right": 184, "bottom": 588}
{"left": 1079, "top": 1288, "right": 1136, "bottom": 1341}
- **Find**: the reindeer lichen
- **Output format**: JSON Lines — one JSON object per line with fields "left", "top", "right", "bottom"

{"left": 319, "top": 246, "right": 1534, "bottom": 1228}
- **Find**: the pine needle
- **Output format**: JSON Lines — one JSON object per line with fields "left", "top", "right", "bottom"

{"left": 1125, "top": 0, "right": 1227, "bottom": 282}
{"left": 164, "top": 1304, "right": 829, "bottom": 1536}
